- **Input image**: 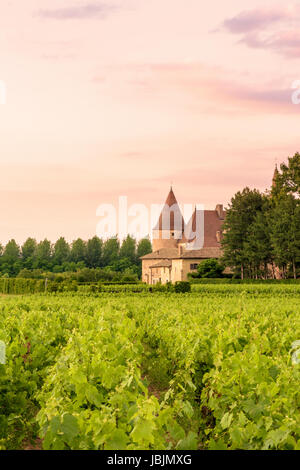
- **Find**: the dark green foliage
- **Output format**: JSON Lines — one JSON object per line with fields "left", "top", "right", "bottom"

{"left": 136, "top": 238, "right": 152, "bottom": 258}
{"left": 86, "top": 237, "right": 102, "bottom": 268}
{"left": 70, "top": 239, "right": 87, "bottom": 264}
{"left": 221, "top": 188, "right": 267, "bottom": 279}
{"left": 34, "top": 239, "right": 52, "bottom": 270}
{"left": 190, "top": 278, "right": 300, "bottom": 284}
{"left": 276, "top": 152, "right": 300, "bottom": 197}
{"left": 53, "top": 238, "right": 70, "bottom": 266}
{"left": 196, "top": 259, "right": 225, "bottom": 278}
{"left": 174, "top": 281, "right": 191, "bottom": 293}
{"left": 0, "top": 236, "right": 152, "bottom": 280}
{"left": 269, "top": 194, "right": 300, "bottom": 278}
{"left": 119, "top": 235, "right": 136, "bottom": 264}
{"left": 222, "top": 154, "right": 300, "bottom": 279}
{"left": 102, "top": 238, "right": 120, "bottom": 266}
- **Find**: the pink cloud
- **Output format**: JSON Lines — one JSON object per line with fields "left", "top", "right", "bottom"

{"left": 222, "top": 5, "right": 300, "bottom": 58}
{"left": 241, "top": 30, "right": 300, "bottom": 58}
{"left": 223, "top": 8, "right": 290, "bottom": 33}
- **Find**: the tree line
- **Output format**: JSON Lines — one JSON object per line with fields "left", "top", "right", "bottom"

{"left": 0, "top": 235, "right": 152, "bottom": 279}
{"left": 221, "top": 152, "right": 300, "bottom": 279}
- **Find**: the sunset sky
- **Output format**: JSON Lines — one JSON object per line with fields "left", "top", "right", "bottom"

{"left": 1, "top": 0, "right": 300, "bottom": 244}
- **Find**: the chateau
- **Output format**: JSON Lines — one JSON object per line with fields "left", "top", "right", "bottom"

{"left": 140, "top": 188, "right": 225, "bottom": 284}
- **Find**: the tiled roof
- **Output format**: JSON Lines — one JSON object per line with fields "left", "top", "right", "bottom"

{"left": 181, "top": 247, "right": 223, "bottom": 258}
{"left": 184, "top": 209, "right": 224, "bottom": 248}
{"left": 140, "top": 246, "right": 222, "bottom": 260}
{"left": 140, "top": 248, "right": 179, "bottom": 260}
{"left": 150, "top": 260, "right": 172, "bottom": 268}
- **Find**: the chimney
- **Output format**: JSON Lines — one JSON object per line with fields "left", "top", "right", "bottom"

{"left": 216, "top": 204, "right": 224, "bottom": 219}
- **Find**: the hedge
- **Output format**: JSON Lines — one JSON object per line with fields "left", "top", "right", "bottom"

{"left": 0, "top": 278, "right": 192, "bottom": 295}
{"left": 190, "top": 278, "right": 300, "bottom": 284}
{"left": 0, "top": 278, "right": 45, "bottom": 294}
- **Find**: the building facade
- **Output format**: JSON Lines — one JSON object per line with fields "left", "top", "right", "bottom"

{"left": 140, "top": 188, "right": 225, "bottom": 284}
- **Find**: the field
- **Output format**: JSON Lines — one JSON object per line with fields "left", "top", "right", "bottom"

{"left": 0, "top": 285, "right": 300, "bottom": 450}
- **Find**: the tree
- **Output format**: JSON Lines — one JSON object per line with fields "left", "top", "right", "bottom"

{"left": 21, "top": 238, "right": 37, "bottom": 269}
{"left": 34, "top": 239, "right": 52, "bottom": 269}
{"left": 197, "top": 259, "right": 225, "bottom": 278}
{"left": 136, "top": 238, "right": 152, "bottom": 259}
{"left": 279, "top": 152, "right": 300, "bottom": 196}
{"left": 70, "top": 238, "right": 87, "bottom": 264}
{"left": 119, "top": 235, "right": 136, "bottom": 264}
{"left": 21, "top": 238, "right": 37, "bottom": 259}
{"left": 113, "top": 257, "right": 135, "bottom": 272}
{"left": 86, "top": 236, "right": 102, "bottom": 268}
{"left": 244, "top": 205, "right": 273, "bottom": 279}
{"left": 3, "top": 239, "right": 20, "bottom": 264}
{"left": 269, "top": 194, "right": 300, "bottom": 278}
{"left": 221, "top": 188, "right": 265, "bottom": 278}
{"left": 53, "top": 237, "right": 70, "bottom": 266}
{"left": 102, "top": 237, "right": 120, "bottom": 266}
{"left": 1, "top": 240, "right": 21, "bottom": 275}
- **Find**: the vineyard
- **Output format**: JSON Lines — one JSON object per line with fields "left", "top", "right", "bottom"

{"left": 0, "top": 286, "right": 300, "bottom": 450}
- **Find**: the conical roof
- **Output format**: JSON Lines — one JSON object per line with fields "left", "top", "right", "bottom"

{"left": 272, "top": 164, "right": 279, "bottom": 188}
{"left": 165, "top": 187, "right": 178, "bottom": 207}
{"left": 153, "top": 187, "right": 185, "bottom": 232}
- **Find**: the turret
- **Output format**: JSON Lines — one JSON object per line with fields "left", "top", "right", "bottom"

{"left": 152, "top": 187, "right": 184, "bottom": 252}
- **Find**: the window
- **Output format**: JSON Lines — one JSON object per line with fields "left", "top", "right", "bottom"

{"left": 190, "top": 263, "right": 198, "bottom": 270}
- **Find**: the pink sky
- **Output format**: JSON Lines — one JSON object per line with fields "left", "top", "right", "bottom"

{"left": 0, "top": 0, "right": 300, "bottom": 244}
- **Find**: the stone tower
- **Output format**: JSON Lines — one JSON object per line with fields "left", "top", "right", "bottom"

{"left": 152, "top": 187, "right": 184, "bottom": 252}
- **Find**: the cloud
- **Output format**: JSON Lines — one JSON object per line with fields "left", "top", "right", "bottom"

{"left": 38, "top": 2, "right": 115, "bottom": 20}
{"left": 221, "top": 5, "right": 300, "bottom": 58}
{"left": 223, "top": 8, "right": 289, "bottom": 34}
{"left": 240, "top": 30, "right": 300, "bottom": 58}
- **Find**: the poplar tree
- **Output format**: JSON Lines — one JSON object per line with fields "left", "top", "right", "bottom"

{"left": 221, "top": 188, "right": 265, "bottom": 278}
{"left": 102, "top": 238, "right": 120, "bottom": 266}
{"left": 86, "top": 236, "right": 103, "bottom": 268}
{"left": 70, "top": 238, "right": 87, "bottom": 264}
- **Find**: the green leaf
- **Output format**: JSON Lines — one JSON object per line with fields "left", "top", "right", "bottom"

{"left": 61, "top": 414, "right": 79, "bottom": 440}
{"left": 268, "top": 365, "right": 280, "bottom": 381}
{"left": 220, "top": 412, "right": 233, "bottom": 430}
{"left": 265, "top": 428, "right": 289, "bottom": 448}
{"left": 50, "top": 416, "right": 61, "bottom": 434}
{"left": 176, "top": 431, "right": 198, "bottom": 450}
{"left": 71, "top": 370, "right": 87, "bottom": 384}
{"left": 208, "top": 438, "right": 227, "bottom": 450}
{"left": 230, "top": 427, "right": 244, "bottom": 448}
{"left": 167, "top": 422, "right": 185, "bottom": 441}
{"left": 85, "top": 385, "right": 103, "bottom": 407}
{"left": 50, "top": 437, "right": 66, "bottom": 450}
{"left": 182, "top": 401, "right": 194, "bottom": 419}
{"left": 131, "top": 419, "right": 155, "bottom": 444}
{"left": 104, "top": 429, "right": 129, "bottom": 450}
